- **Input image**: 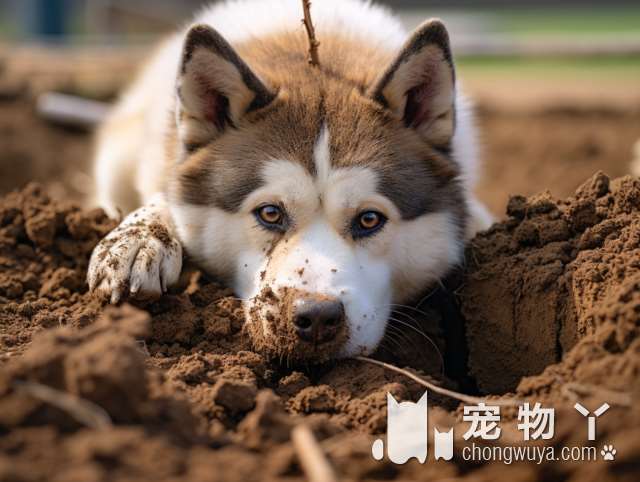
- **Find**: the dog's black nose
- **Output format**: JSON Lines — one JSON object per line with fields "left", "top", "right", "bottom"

{"left": 293, "top": 297, "right": 344, "bottom": 344}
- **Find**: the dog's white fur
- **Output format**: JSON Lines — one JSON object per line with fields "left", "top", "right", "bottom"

{"left": 89, "top": 0, "right": 493, "bottom": 358}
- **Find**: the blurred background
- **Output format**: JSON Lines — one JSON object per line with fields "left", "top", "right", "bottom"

{"left": 0, "top": 0, "right": 638, "bottom": 214}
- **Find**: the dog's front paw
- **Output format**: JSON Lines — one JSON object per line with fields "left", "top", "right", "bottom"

{"left": 88, "top": 220, "right": 182, "bottom": 303}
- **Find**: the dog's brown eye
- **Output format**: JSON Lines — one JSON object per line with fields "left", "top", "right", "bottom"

{"left": 256, "top": 204, "right": 284, "bottom": 227}
{"left": 359, "top": 211, "right": 382, "bottom": 229}
{"left": 352, "top": 210, "right": 387, "bottom": 239}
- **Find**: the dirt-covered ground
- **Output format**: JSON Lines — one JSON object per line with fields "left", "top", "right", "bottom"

{"left": 0, "top": 49, "right": 639, "bottom": 481}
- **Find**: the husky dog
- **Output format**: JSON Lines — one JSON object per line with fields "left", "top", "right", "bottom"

{"left": 88, "top": 0, "right": 492, "bottom": 360}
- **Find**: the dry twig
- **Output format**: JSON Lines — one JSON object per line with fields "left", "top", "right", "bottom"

{"left": 14, "top": 381, "right": 113, "bottom": 429}
{"left": 292, "top": 424, "right": 337, "bottom": 482}
{"left": 301, "top": 0, "right": 320, "bottom": 67}
{"left": 355, "top": 356, "right": 523, "bottom": 407}
{"left": 561, "top": 382, "right": 631, "bottom": 407}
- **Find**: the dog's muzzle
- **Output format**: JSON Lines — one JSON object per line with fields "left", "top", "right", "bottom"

{"left": 246, "top": 287, "right": 349, "bottom": 362}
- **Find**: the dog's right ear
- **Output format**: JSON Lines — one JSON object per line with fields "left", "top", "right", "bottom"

{"left": 176, "top": 24, "right": 275, "bottom": 154}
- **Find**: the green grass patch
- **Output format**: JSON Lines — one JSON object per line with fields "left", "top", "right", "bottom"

{"left": 492, "top": 7, "right": 640, "bottom": 37}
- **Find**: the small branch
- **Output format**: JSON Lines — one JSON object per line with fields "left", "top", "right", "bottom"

{"left": 14, "top": 381, "right": 113, "bottom": 430}
{"left": 292, "top": 424, "right": 337, "bottom": 482}
{"left": 561, "top": 382, "right": 631, "bottom": 407}
{"left": 355, "top": 356, "right": 523, "bottom": 407}
{"left": 301, "top": 0, "right": 320, "bottom": 67}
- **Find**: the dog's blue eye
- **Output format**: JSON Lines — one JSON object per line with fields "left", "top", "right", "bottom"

{"left": 352, "top": 211, "right": 386, "bottom": 239}
{"left": 255, "top": 204, "right": 286, "bottom": 230}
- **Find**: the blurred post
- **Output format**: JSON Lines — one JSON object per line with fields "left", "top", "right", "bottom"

{"left": 34, "top": 0, "right": 66, "bottom": 37}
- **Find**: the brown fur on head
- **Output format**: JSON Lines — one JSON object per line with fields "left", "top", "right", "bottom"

{"left": 167, "top": 19, "right": 468, "bottom": 359}
{"left": 172, "top": 20, "right": 463, "bottom": 218}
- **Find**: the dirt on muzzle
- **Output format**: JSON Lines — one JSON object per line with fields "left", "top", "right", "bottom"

{"left": 246, "top": 287, "right": 349, "bottom": 364}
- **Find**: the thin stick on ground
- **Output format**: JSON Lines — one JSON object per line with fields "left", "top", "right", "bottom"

{"left": 562, "top": 382, "right": 631, "bottom": 407}
{"left": 14, "top": 381, "right": 113, "bottom": 430}
{"left": 355, "top": 356, "right": 523, "bottom": 407}
{"left": 292, "top": 424, "right": 338, "bottom": 482}
{"left": 301, "top": 0, "right": 320, "bottom": 67}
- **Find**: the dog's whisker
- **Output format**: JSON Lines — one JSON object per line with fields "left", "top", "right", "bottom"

{"left": 389, "top": 310, "right": 439, "bottom": 345}
{"left": 416, "top": 287, "right": 439, "bottom": 308}
{"left": 388, "top": 309, "right": 424, "bottom": 331}
{"left": 385, "top": 322, "right": 434, "bottom": 371}
{"left": 390, "top": 303, "right": 429, "bottom": 317}
{"left": 374, "top": 303, "right": 430, "bottom": 319}
{"left": 379, "top": 330, "right": 407, "bottom": 359}
{"left": 384, "top": 323, "right": 430, "bottom": 369}
{"left": 377, "top": 303, "right": 442, "bottom": 369}
{"left": 387, "top": 316, "right": 445, "bottom": 376}
{"left": 384, "top": 325, "right": 419, "bottom": 355}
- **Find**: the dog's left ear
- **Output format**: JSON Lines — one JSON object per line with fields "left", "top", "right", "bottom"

{"left": 368, "top": 19, "right": 455, "bottom": 147}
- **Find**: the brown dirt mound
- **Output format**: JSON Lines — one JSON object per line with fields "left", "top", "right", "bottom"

{"left": 0, "top": 176, "right": 639, "bottom": 481}
{"left": 461, "top": 172, "right": 640, "bottom": 394}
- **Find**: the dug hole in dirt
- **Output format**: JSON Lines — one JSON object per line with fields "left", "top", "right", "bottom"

{"left": 0, "top": 171, "right": 639, "bottom": 482}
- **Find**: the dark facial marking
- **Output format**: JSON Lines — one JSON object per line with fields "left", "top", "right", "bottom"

{"left": 324, "top": 91, "right": 461, "bottom": 221}
{"left": 173, "top": 94, "right": 320, "bottom": 211}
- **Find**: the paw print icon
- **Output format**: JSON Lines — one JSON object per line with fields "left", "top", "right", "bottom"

{"left": 601, "top": 444, "right": 616, "bottom": 461}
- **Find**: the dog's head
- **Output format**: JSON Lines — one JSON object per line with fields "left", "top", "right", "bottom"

{"left": 168, "top": 20, "right": 467, "bottom": 362}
